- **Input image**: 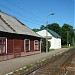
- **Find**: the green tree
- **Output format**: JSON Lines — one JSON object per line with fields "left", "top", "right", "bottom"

{"left": 46, "top": 23, "right": 61, "bottom": 35}
{"left": 32, "top": 23, "right": 74, "bottom": 47}
{"left": 72, "top": 29, "right": 75, "bottom": 46}
{"left": 41, "top": 38, "right": 46, "bottom": 52}
{"left": 48, "top": 41, "right": 51, "bottom": 51}
{"left": 61, "top": 24, "right": 74, "bottom": 45}
{"left": 0, "top": 10, "right": 2, "bottom": 12}
{"left": 32, "top": 28, "right": 40, "bottom": 32}
{"left": 40, "top": 25, "right": 46, "bottom": 30}
{"left": 41, "top": 38, "right": 51, "bottom": 52}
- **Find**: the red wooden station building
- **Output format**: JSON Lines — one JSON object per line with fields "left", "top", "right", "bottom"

{"left": 0, "top": 11, "right": 41, "bottom": 60}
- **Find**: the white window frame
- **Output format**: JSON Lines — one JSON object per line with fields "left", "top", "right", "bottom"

{"left": 24, "top": 39, "right": 30, "bottom": 52}
{"left": 0, "top": 37, "right": 7, "bottom": 54}
{"left": 34, "top": 40, "right": 39, "bottom": 50}
{"left": 40, "top": 39, "right": 41, "bottom": 53}
{"left": 6, "top": 38, "right": 7, "bottom": 54}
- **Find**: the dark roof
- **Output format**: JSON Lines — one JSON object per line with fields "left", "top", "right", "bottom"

{"left": 0, "top": 12, "right": 41, "bottom": 37}
{"left": 46, "top": 29, "right": 61, "bottom": 38}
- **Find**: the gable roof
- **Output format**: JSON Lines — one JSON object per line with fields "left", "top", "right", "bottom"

{"left": 0, "top": 12, "right": 41, "bottom": 37}
{"left": 46, "top": 29, "right": 61, "bottom": 38}
{"left": 37, "top": 29, "right": 61, "bottom": 38}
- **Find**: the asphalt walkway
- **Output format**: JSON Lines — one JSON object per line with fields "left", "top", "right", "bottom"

{"left": 0, "top": 48, "right": 69, "bottom": 75}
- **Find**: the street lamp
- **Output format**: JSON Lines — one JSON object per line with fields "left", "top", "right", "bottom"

{"left": 46, "top": 13, "right": 55, "bottom": 52}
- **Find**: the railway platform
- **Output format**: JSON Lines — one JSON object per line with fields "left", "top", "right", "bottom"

{"left": 0, "top": 48, "right": 70, "bottom": 75}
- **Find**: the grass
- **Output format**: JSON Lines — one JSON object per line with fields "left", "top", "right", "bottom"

{"left": 41, "top": 49, "right": 55, "bottom": 53}
{"left": 49, "top": 49, "right": 55, "bottom": 51}
{"left": 61, "top": 45, "right": 75, "bottom": 48}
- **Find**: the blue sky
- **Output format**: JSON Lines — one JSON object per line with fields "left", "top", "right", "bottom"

{"left": 0, "top": 0, "right": 74, "bottom": 29}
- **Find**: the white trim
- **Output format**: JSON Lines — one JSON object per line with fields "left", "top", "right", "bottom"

{"left": 0, "top": 37, "right": 7, "bottom": 54}
{"left": 29, "top": 40, "right": 30, "bottom": 51}
{"left": 34, "top": 40, "right": 35, "bottom": 50}
{"left": 24, "top": 39, "right": 30, "bottom": 51}
{"left": 40, "top": 39, "right": 41, "bottom": 53}
{"left": 34, "top": 40, "right": 39, "bottom": 50}
{"left": 6, "top": 38, "right": 7, "bottom": 54}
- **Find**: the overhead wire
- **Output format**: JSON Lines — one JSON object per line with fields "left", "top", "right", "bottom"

{"left": 6, "top": 0, "right": 45, "bottom": 23}
{"left": 0, "top": 4, "right": 43, "bottom": 26}
{"left": 7, "top": 0, "right": 45, "bottom": 20}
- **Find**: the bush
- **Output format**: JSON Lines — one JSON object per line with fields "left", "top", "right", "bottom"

{"left": 41, "top": 38, "right": 51, "bottom": 52}
{"left": 48, "top": 41, "right": 51, "bottom": 52}
{"left": 41, "top": 38, "right": 46, "bottom": 52}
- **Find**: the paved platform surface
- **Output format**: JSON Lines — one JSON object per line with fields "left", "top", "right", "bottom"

{"left": 0, "top": 48, "right": 69, "bottom": 75}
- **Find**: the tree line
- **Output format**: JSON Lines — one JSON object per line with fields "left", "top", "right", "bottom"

{"left": 32, "top": 23, "right": 75, "bottom": 46}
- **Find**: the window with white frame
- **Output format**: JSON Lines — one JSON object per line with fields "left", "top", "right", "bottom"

{"left": 34, "top": 40, "right": 39, "bottom": 50}
{"left": 25, "top": 39, "right": 30, "bottom": 52}
{"left": 0, "top": 38, "right": 6, "bottom": 54}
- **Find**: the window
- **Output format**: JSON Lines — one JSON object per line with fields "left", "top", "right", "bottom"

{"left": 0, "top": 38, "right": 6, "bottom": 54}
{"left": 25, "top": 39, "right": 30, "bottom": 52}
{"left": 34, "top": 40, "right": 39, "bottom": 50}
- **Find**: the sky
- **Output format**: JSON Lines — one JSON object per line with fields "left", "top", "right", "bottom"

{"left": 0, "top": 0, "right": 74, "bottom": 29}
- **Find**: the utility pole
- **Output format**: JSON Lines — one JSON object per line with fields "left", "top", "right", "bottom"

{"left": 67, "top": 31, "right": 69, "bottom": 47}
{"left": 73, "top": 30, "right": 75, "bottom": 46}
{"left": 74, "top": 30, "right": 75, "bottom": 46}
{"left": 46, "top": 13, "right": 55, "bottom": 52}
{"left": 46, "top": 21, "right": 48, "bottom": 52}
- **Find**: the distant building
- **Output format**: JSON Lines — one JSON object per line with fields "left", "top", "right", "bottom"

{"left": 37, "top": 29, "right": 61, "bottom": 49}
{"left": 0, "top": 11, "right": 41, "bottom": 60}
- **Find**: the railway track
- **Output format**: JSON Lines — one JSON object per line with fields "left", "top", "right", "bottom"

{"left": 28, "top": 49, "right": 75, "bottom": 75}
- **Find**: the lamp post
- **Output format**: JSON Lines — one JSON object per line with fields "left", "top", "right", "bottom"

{"left": 46, "top": 13, "right": 54, "bottom": 52}
{"left": 46, "top": 21, "right": 48, "bottom": 52}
